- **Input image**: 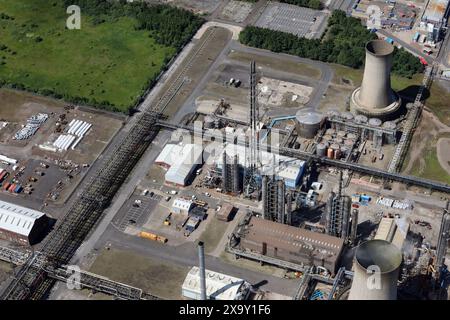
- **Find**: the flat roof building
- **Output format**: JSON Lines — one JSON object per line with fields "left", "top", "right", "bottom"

{"left": 182, "top": 266, "right": 251, "bottom": 300}
{"left": 0, "top": 200, "right": 49, "bottom": 246}
{"left": 240, "top": 217, "right": 344, "bottom": 273}
{"left": 172, "top": 198, "right": 194, "bottom": 214}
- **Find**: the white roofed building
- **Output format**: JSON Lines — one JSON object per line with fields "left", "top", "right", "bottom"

{"left": 172, "top": 198, "right": 194, "bottom": 214}
{"left": 162, "top": 144, "right": 203, "bottom": 187}
{"left": 182, "top": 266, "right": 251, "bottom": 300}
{"left": 0, "top": 200, "right": 49, "bottom": 245}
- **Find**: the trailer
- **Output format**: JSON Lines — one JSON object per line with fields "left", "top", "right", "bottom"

{"left": 14, "top": 185, "right": 22, "bottom": 193}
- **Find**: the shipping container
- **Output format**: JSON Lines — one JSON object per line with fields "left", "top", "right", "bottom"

{"left": 8, "top": 183, "right": 16, "bottom": 192}
{"left": 14, "top": 185, "right": 22, "bottom": 193}
{"left": 3, "top": 182, "right": 10, "bottom": 190}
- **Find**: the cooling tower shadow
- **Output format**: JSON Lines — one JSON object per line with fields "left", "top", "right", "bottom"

{"left": 397, "top": 85, "right": 430, "bottom": 102}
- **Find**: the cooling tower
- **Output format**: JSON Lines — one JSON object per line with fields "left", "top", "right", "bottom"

{"left": 350, "top": 40, "right": 401, "bottom": 119}
{"left": 348, "top": 240, "right": 402, "bottom": 300}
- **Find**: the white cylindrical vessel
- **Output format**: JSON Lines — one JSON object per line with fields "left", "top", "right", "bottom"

{"left": 74, "top": 122, "right": 87, "bottom": 136}
{"left": 348, "top": 240, "right": 402, "bottom": 300}
{"left": 79, "top": 123, "right": 92, "bottom": 136}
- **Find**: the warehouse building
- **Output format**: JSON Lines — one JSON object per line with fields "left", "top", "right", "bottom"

{"left": 240, "top": 217, "right": 344, "bottom": 273}
{"left": 172, "top": 198, "right": 194, "bottom": 215}
{"left": 182, "top": 266, "right": 251, "bottom": 300}
{"left": 156, "top": 143, "right": 203, "bottom": 186}
{"left": 214, "top": 143, "right": 305, "bottom": 189}
{"left": 0, "top": 200, "right": 49, "bottom": 246}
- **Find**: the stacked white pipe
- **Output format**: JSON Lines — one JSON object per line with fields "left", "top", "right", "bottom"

{"left": 52, "top": 119, "right": 92, "bottom": 152}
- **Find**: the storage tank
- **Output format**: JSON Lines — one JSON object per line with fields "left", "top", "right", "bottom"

{"left": 340, "top": 146, "right": 349, "bottom": 157}
{"left": 341, "top": 112, "right": 354, "bottom": 121}
{"left": 382, "top": 121, "right": 396, "bottom": 130}
{"left": 334, "top": 148, "right": 342, "bottom": 159}
{"left": 348, "top": 240, "right": 402, "bottom": 300}
{"left": 368, "top": 118, "right": 382, "bottom": 127}
{"left": 295, "top": 110, "right": 323, "bottom": 139}
{"left": 316, "top": 143, "right": 328, "bottom": 157}
{"left": 347, "top": 133, "right": 357, "bottom": 140}
{"left": 325, "top": 128, "right": 336, "bottom": 136}
{"left": 327, "top": 148, "right": 334, "bottom": 159}
{"left": 337, "top": 131, "right": 346, "bottom": 139}
{"left": 355, "top": 115, "right": 368, "bottom": 124}
{"left": 322, "top": 135, "right": 333, "bottom": 142}
{"left": 344, "top": 139, "right": 355, "bottom": 147}
{"left": 326, "top": 109, "right": 340, "bottom": 119}
{"left": 335, "top": 137, "right": 344, "bottom": 144}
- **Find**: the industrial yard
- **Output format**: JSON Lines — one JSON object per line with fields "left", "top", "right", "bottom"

{"left": 0, "top": 0, "right": 449, "bottom": 305}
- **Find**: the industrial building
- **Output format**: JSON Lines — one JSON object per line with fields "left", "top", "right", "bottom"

{"left": 261, "top": 175, "right": 293, "bottom": 225}
{"left": 374, "top": 216, "right": 409, "bottom": 250}
{"left": 421, "top": 0, "right": 449, "bottom": 41}
{"left": 0, "top": 200, "right": 49, "bottom": 246}
{"left": 350, "top": 40, "right": 401, "bottom": 119}
{"left": 156, "top": 143, "right": 203, "bottom": 186}
{"left": 181, "top": 266, "right": 251, "bottom": 300}
{"left": 172, "top": 198, "right": 194, "bottom": 215}
{"left": 239, "top": 216, "right": 344, "bottom": 273}
{"left": 215, "top": 143, "right": 305, "bottom": 189}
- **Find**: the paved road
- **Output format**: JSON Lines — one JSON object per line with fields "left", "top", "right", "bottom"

{"left": 376, "top": 29, "right": 434, "bottom": 65}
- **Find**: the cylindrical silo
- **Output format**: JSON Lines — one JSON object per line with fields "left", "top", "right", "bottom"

{"left": 347, "top": 132, "right": 358, "bottom": 140}
{"left": 348, "top": 240, "right": 402, "bottom": 300}
{"left": 340, "top": 145, "right": 349, "bottom": 157}
{"left": 334, "top": 148, "right": 342, "bottom": 160}
{"left": 325, "top": 128, "right": 336, "bottom": 136}
{"left": 295, "top": 110, "right": 323, "bottom": 139}
{"left": 204, "top": 115, "right": 215, "bottom": 129}
{"left": 317, "top": 143, "right": 327, "bottom": 157}
{"left": 322, "top": 135, "right": 333, "bottom": 142}
{"left": 341, "top": 111, "right": 354, "bottom": 121}
{"left": 368, "top": 118, "right": 382, "bottom": 127}
{"left": 335, "top": 137, "right": 344, "bottom": 144}
{"left": 327, "top": 148, "right": 334, "bottom": 159}
{"left": 355, "top": 115, "right": 368, "bottom": 124}
{"left": 337, "top": 130, "right": 346, "bottom": 139}
{"left": 350, "top": 40, "right": 401, "bottom": 119}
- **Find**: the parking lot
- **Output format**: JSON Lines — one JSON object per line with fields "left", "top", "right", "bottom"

{"left": 254, "top": 2, "right": 328, "bottom": 39}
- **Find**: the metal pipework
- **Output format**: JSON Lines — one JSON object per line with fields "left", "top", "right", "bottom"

{"left": 198, "top": 241, "right": 207, "bottom": 300}
{"left": 349, "top": 240, "right": 402, "bottom": 300}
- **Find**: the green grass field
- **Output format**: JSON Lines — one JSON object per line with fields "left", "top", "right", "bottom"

{"left": 410, "top": 145, "right": 450, "bottom": 185}
{"left": 0, "top": 0, "right": 176, "bottom": 111}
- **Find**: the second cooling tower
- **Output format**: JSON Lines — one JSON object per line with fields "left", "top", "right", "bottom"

{"left": 350, "top": 40, "right": 401, "bottom": 119}
{"left": 348, "top": 239, "right": 402, "bottom": 300}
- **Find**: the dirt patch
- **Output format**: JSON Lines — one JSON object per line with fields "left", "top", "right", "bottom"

{"left": 89, "top": 248, "right": 189, "bottom": 299}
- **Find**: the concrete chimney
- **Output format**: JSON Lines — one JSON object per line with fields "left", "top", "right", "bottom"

{"left": 348, "top": 240, "right": 402, "bottom": 300}
{"left": 350, "top": 40, "right": 401, "bottom": 119}
{"left": 197, "top": 241, "right": 207, "bottom": 300}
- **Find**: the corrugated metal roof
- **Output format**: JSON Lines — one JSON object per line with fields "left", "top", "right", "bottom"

{"left": 164, "top": 144, "right": 203, "bottom": 186}
{"left": 374, "top": 217, "right": 396, "bottom": 242}
{"left": 182, "top": 266, "right": 247, "bottom": 300}
{"left": 243, "top": 217, "right": 344, "bottom": 257}
{"left": 0, "top": 200, "right": 45, "bottom": 236}
{"left": 155, "top": 144, "right": 182, "bottom": 167}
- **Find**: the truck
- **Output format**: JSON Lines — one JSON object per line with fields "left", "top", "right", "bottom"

{"left": 139, "top": 231, "right": 168, "bottom": 243}
{"left": 385, "top": 37, "right": 394, "bottom": 44}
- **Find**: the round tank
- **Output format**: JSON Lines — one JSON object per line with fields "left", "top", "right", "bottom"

{"left": 368, "top": 117, "right": 382, "bottom": 127}
{"left": 345, "top": 139, "right": 355, "bottom": 146}
{"left": 382, "top": 121, "right": 396, "bottom": 130}
{"left": 334, "top": 149, "right": 342, "bottom": 159}
{"left": 325, "top": 128, "right": 336, "bottom": 136}
{"left": 337, "top": 131, "right": 346, "bottom": 138}
{"left": 355, "top": 115, "right": 368, "bottom": 124}
{"left": 330, "top": 143, "right": 340, "bottom": 150}
{"left": 204, "top": 115, "right": 215, "bottom": 129}
{"left": 326, "top": 109, "right": 340, "bottom": 119}
{"left": 335, "top": 137, "right": 344, "bottom": 144}
{"left": 341, "top": 112, "right": 354, "bottom": 121}
{"left": 295, "top": 110, "right": 323, "bottom": 138}
{"left": 322, "top": 135, "right": 333, "bottom": 142}
{"left": 340, "top": 146, "right": 349, "bottom": 156}
{"left": 316, "top": 143, "right": 327, "bottom": 157}
{"left": 327, "top": 148, "right": 334, "bottom": 159}
{"left": 347, "top": 133, "right": 357, "bottom": 140}
{"left": 349, "top": 240, "right": 402, "bottom": 300}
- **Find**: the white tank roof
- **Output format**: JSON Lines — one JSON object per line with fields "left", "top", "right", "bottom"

{"left": 296, "top": 110, "right": 323, "bottom": 125}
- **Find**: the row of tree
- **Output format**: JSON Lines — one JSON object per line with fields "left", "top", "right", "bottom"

{"left": 239, "top": 11, "right": 423, "bottom": 78}
{"left": 62, "top": 0, "right": 204, "bottom": 48}
{"left": 279, "top": 0, "right": 322, "bottom": 10}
